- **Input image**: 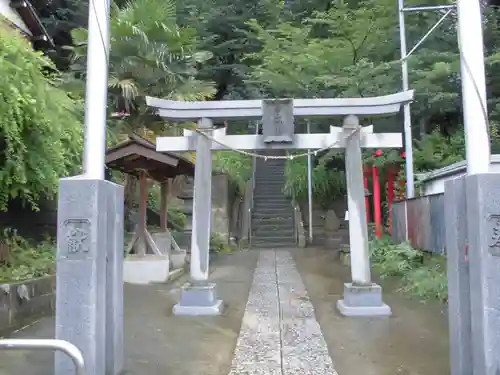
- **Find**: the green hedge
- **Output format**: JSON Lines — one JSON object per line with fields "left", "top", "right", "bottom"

{"left": 370, "top": 236, "right": 448, "bottom": 303}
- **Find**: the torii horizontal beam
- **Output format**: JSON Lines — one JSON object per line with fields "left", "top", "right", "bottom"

{"left": 146, "top": 91, "right": 414, "bottom": 120}
{"left": 156, "top": 125, "right": 402, "bottom": 152}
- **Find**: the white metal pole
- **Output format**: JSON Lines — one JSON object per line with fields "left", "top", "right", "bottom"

{"left": 457, "top": 0, "right": 490, "bottom": 174}
{"left": 398, "top": 0, "right": 415, "bottom": 198}
{"left": 403, "top": 4, "right": 455, "bottom": 12}
{"left": 82, "top": 0, "right": 111, "bottom": 180}
{"left": 307, "top": 122, "right": 313, "bottom": 242}
{"left": 0, "top": 339, "right": 86, "bottom": 375}
{"left": 405, "top": 9, "right": 453, "bottom": 60}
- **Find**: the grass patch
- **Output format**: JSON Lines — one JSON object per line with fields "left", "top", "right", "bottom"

{"left": 210, "top": 233, "right": 236, "bottom": 253}
{"left": 370, "top": 235, "right": 448, "bottom": 303}
{"left": 0, "top": 229, "right": 55, "bottom": 283}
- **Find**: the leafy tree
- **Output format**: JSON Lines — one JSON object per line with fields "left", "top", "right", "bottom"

{"left": 0, "top": 26, "right": 83, "bottom": 210}
{"left": 242, "top": 0, "right": 500, "bottom": 203}
{"left": 30, "top": 0, "right": 89, "bottom": 69}
{"left": 284, "top": 151, "right": 346, "bottom": 207}
{"left": 177, "top": 0, "right": 283, "bottom": 100}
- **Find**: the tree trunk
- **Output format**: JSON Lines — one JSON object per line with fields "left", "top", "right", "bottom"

{"left": 124, "top": 174, "right": 138, "bottom": 231}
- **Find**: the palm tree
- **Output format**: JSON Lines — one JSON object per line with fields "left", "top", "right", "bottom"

{"left": 64, "top": 0, "right": 215, "bottom": 225}
{"left": 66, "top": 0, "right": 215, "bottom": 135}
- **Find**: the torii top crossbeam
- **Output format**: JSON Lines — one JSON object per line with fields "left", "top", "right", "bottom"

{"left": 146, "top": 91, "right": 414, "bottom": 120}
{"left": 146, "top": 91, "right": 414, "bottom": 152}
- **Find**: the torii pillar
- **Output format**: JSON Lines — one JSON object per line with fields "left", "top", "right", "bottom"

{"left": 147, "top": 91, "right": 414, "bottom": 317}
{"left": 338, "top": 116, "right": 390, "bottom": 316}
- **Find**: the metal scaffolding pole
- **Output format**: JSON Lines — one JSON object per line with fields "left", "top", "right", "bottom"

{"left": 457, "top": 0, "right": 490, "bottom": 174}
{"left": 82, "top": 0, "right": 112, "bottom": 180}
{"left": 306, "top": 121, "right": 313, "bottom": 243}
{"left": 398, "top": 0, "right": 414, "bottom": 198}
{"left": 397, "top": 1, "right": 456, "bottom": 198}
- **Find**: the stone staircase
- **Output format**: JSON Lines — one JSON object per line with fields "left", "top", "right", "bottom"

{"left": 251, "top": 150, "right": 296, "bottom": 248}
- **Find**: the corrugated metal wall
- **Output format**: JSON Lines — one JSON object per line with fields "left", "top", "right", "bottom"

{"left": 392, "top": 201, "right": 407, "bottom": 243}
{"left": 391, "top": 193, "right": 446, "bottom": 254}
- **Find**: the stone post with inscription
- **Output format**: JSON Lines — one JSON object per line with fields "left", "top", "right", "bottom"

{"left": 55, "top": 176, "right": 124, "bottom": 375}
{"left": 444, "top": 176, "right": 472, "bottom": 375}
{"left": 450, "top": 2, "right": 500, "bottom": 373}
{"left": 105, "top": 181, "right": 124, "bottom": 375}
{"left": 464, "top": 174, "right": 500, "bottom": 375}
{"left": 446, "top": 174, "right": 500, "bottom": 375}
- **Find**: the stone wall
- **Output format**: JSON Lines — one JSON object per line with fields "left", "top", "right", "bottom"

{"left": 211, "top": 174, "right": 231, "bottom": 240}
{"left": 238, "top": 180, "right": 253, "bottom": 242}
{"left": 0, "top": 198, "right": 58, "bottom": 241}
{"left": 0, "top": 276, "right": 55, "bottom": 335}
{"left": 299, "top": 197, "right": 349, "bottom": 247}
{"left": 299, "top": 197, "right": 347, "bottom": 225}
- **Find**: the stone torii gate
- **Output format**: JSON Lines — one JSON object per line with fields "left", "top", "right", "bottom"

{"left": 147, "top": 90, "right": 414, "bottom": 317}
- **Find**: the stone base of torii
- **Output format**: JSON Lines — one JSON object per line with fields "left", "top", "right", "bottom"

{"left": 146, "top": 91, "right": 414, "bottom": 317}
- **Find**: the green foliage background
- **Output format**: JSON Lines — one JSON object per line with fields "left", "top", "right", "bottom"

{"left": 213, "top": 152, "right": 252, "bottom": 192}
{"left": 0, "top": 25, "right": 83, "bottom": 210}
{"left": 0, "top": 229, "right": 55, "bottom": 282}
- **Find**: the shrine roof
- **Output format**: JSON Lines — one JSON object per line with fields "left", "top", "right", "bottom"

{"left": 105, "top": 134, "right": 194, "bottom": 181}
{"left": 9, "top": 0, "right": 55, "bottom": 49}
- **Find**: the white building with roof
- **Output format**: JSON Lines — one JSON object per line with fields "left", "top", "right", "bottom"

{"left": 418, "top": 155, "right": 500, "bottom": 196}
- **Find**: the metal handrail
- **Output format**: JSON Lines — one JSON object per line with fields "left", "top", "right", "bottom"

{"left": 293, "top": 202, "right": 301, "bottom": 245}
{"left": 248, "top": 207, "right": 252, "bottom": 248}
{"left": 248, "top": 161, "right": 256, "bottom": 247}
{"left": 293, "top": 206, "right": 298, "bottom": 244}
{"left": 0, "top": 339, "right": 86, "bottom": 375}
{"left": 250, "top": 122, "right": 258, "bottom": 211}
{"left": 248, "top": 121, "right": 259, "bottom": 247}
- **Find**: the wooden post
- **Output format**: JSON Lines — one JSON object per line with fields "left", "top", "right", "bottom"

{"left": 400, "top": 152, "right": 406, "bottom": 200}
{"left": 372, "top": 166, "right": 382, "bottom": 239}
{"left": 363, "top": 165, "right": 371, "bottom": 224}
{"left": 137, "top": 171, "right": 148, "bottom": 255}
{"left": 387, "top": 168, "right": 396, "bottom": 235}
{"left": 159, "top": 179, "right": 170, "bottom": 232}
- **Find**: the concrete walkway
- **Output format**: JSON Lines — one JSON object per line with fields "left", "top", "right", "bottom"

{"left": 229, "top": 250, "right": 336, "bottom": 375}
{"left": 0, "top": 248, "right": 449, "bottom": 375}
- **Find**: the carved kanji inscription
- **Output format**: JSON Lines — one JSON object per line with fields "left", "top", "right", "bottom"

{"left": 262, "top": 99, "right": 294, "bottom": 143}
{"left": 487, "top": 214, "right": 500, "bottom": 257}
{"left": 62, "top": 219, "right": 91, "bottom": 259}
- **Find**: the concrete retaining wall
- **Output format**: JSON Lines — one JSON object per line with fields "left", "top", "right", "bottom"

{"left": 0, "top": 275, "right": 55, "bottom": 335}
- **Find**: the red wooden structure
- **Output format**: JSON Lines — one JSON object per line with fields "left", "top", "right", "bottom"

{"left": 364, "top": 150, "right": 404, "bottom": 239}
{"left": 363, "top": 165, "right": 372, "bottom": 224}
